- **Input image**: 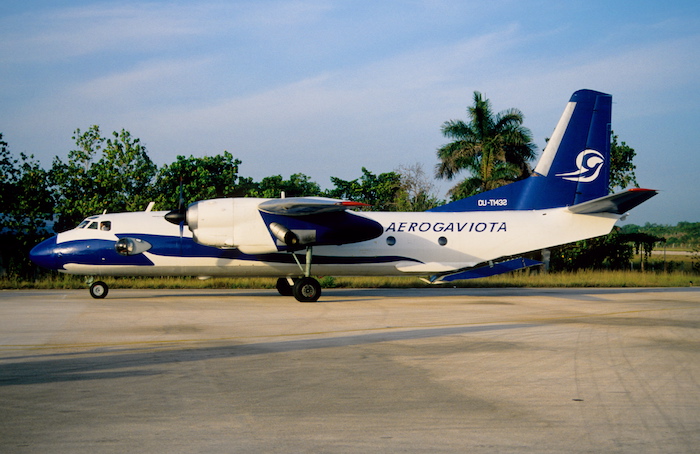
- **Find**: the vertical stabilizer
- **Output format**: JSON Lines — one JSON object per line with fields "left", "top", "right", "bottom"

{"left": 536, "top": 89, "right": 611, "bottom": 205}
{"left": 431, "top": 89, "right": 613, "bottom": 212}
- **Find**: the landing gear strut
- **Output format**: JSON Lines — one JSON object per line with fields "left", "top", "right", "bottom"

{"left": 280, "top": 246, "right": 322, "bottom": 303}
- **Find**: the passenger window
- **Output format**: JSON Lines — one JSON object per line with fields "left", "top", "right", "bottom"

{"left": 100, "top": 221, "right": 111, "bottom": 231}
{"left": 87, "top": 222, "right": 98, "bottom": 229}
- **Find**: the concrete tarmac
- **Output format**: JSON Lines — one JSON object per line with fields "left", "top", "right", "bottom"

{"left": 1, "top": 287, "right": 699, "bottom": 453}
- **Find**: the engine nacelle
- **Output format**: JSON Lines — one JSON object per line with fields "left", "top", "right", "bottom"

{"left": 184, "top": 197, "right": 384, "bottom": 254}
{"left": 115, "top": 237, "right": 152, "bottom": 256}
{"left": 186, "top": 198, "right": 275, "bottom": 252}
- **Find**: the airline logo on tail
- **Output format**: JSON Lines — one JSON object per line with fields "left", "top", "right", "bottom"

{"left": 555, "top": 149, "right": 605, "bottom": 183}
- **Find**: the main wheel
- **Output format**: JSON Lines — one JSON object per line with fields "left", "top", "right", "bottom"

{"left": 293, "top": 277, "right": 321, "bottom": 303}
{"left": 275, "top": 277, "right": 293, "bottom": 296}
{"left": 89, "top": 281, "right": 109, "bottom": 299}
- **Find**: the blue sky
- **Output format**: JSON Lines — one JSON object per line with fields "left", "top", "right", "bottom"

{"left": 1, "top": 0, "right": 698, "bottom": 224}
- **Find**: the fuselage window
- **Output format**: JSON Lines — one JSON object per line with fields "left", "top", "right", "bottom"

{"left": 100, "top": 221, "right": 111, "bottom": 231}
{"left": 87, "top": 222, "right": 98, "bottom": 230}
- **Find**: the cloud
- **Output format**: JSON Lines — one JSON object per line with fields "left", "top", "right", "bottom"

{"left": 0, "top": 3, "right": 207, "bottom": 63}
{"left": 0, "top": 1, "right": 344, "bottom": 66}
{"left": 73, "top": 57, "right": 216, "bottom": 107}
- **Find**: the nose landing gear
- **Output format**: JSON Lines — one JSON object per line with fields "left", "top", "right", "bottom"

{"left": 89, "top": 280, "right": 109, "bottom": 299}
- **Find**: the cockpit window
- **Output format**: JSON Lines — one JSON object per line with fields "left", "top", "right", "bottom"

{"left": 87, "top": 222, "right": 98, "bottom": 230}
{"left": 100, "top": 221, "right": 111, "bottom": 231}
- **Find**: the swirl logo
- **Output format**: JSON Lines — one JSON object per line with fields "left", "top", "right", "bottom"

{"left": 555, "top": 149, "right": 604, "bottom": 183}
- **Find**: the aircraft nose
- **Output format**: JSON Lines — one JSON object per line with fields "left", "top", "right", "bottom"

{"left": 30, "top": 236, "right": 59, "bottom": 270}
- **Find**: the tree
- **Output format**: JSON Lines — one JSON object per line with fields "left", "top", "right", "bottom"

{"left": 152, "top": 152, "right": 254, "bottom": 211}
{"left": 436, "top": 91, "right": 537, "bottom": 200}
{"left": 50, "top": 126, "right": 158, "bottom": 231}
{"left": 247, "top": 173, "right": 323, "bottom": 198}
{"left": 0, "top": 134, "right": 54, "bottom": 277}
{"left": 0, "top": 133, "right": 54, "bottom": 233}
{"left": 328, "top": 167, "right": 401, "bottom": 211}
{"left": 609, "top": 132, "right": 639, "bottom": 193}
{"left": 550, "top": 230, "right": 629, "bottom": 271}
{"left": 394, "top": 163, "right": 442, "bottom": 211}
{"left": 690, "top": 245, "right": 700, "bottom": 275}
{"left": 620, "top": 232, "right": 665, "bottom": 272}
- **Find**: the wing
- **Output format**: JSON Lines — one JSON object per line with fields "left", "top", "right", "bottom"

{"left": 258, "top": 197, "right": 370, "bottom": 216}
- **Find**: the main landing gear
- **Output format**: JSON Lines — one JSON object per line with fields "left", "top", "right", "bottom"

{"left": 276, "top": 277, "right": 322, "bottom": 303}
{"left": 276, "top": 246, "right": 323, "bottom": 303}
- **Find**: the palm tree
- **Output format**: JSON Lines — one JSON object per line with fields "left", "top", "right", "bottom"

{"left": 436, "top": 91, "right": 537, "bottom": 200}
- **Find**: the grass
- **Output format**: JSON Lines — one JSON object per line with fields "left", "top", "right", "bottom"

{"left": 2, "top": 253, "right": 696, "bottom": 290}
{"left": 468, "top": 270, "right": 696, "bottom": 288}
{"left": 1, "top": 269, "right": 697, "bottom": 290}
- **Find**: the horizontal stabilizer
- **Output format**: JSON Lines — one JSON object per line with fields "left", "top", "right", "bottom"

{"left": 258, "top": 197, "right": 369, "bottom": 216}
{"left": 428, "top": 258, "right": 542, "bottom": 283}
{"left": 567, "top": 188, "right": 658, "bottom": 215}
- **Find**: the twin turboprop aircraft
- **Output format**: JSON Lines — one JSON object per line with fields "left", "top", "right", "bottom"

{"left": 30, "top": 89, "right": 657, "bottom": 302}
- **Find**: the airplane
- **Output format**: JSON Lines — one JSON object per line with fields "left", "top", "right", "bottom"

{"left": 30, "top": 89, "right": 657, "bottom": 302}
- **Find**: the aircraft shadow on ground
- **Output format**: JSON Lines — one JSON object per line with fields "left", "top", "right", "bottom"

{"left": 0, "top": 323, "right": 534, "bottom": 386}
{"left": 102, "top": 286, "right": 698, "bottom": 301}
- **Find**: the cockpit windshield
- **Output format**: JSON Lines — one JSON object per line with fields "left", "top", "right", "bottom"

{"left": 76, "top": 219, "right": 111, "bottom": 231}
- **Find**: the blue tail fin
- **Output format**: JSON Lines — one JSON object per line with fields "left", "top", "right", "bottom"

{"left": 431, "top": 89, "right": 612, "bottom": 212}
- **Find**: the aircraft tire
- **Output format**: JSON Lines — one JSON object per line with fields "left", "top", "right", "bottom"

{"left": 293, "top": 277, "right": 321, "bottom": 303}
{"left": 276, "top": 278, "right": 293, "bottom": 296}
{"left": 89, "top": 281, "right": 109, "bottom": 299}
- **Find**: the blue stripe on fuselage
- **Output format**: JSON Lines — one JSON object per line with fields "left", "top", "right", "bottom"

{"left": 121, "top": 234, "right": 418, "bottom": 266}
{"left": 34, "top": 233, "right": 420, "bottom": 271}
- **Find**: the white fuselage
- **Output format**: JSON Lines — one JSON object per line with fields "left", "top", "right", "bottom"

{"left": 49, "top": 204, "right": 619, "bottom": 278}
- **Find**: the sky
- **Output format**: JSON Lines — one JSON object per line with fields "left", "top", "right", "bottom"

{"left": 1, "top": 0, "right": 698, "bottom": 225}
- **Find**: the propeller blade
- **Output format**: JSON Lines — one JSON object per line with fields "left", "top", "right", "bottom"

{"left": 177, "top": 177, "right": 185, "bottom": 211}
{"left": 164, "top": 178, "right": 188, "bottom": 225}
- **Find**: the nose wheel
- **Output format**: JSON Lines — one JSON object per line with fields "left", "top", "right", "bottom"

{"left": 89, "top": 280, "right": 109, "bottom": 299}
